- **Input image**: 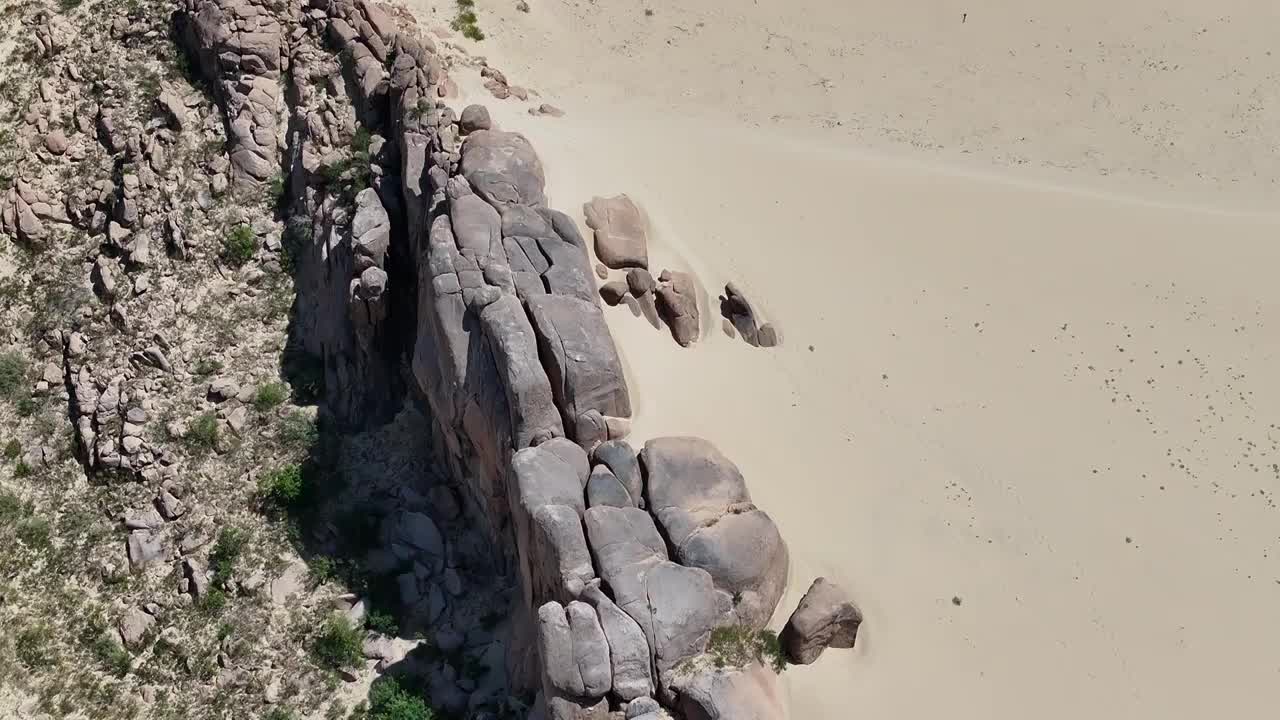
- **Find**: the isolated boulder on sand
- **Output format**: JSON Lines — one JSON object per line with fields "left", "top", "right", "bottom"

{"left": 780, "top": 576, "right": 862, "bottom": 664}
{"left": 584, "top": 194, "right": 649, "bottom": 269}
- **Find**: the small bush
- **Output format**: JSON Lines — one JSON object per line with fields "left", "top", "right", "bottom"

{"left": 222, "top": 225, "right": 257, "bottom": 267}
{"left": 307, "top": 556, "right": 338, "bottom": 586}
{"left": 254, "top": 382, "right": 288, "bottom": 412}
{"left": 16, "top": 517, "right": 50, "bottom": 548}
{"left": 92, "top": 634, "right": 131, "bottom": 677}
{"left": 367, "top": 677, "right": 433, "bottom": 720}
{"left": 16, "top": 625, "right": 52, "bottom": 667}
{"left": 263, "top": 708, "right": 296, "bottom": 720}
{"left": 366, "top": 610, "right": 398, "bottom": 637}
{"left": 0, "top": 351, "right": 28, "bottom": 400}
{"left": 198, "top": 589, "right": 228, "bottom": 616}
{"left": 210, "top": 527, "right": 248, "bottom": 584}
{"left": 279, "top": 411, "right": 318, "bottom": 449}
{"left": 707, "top": 625, "right": 787, "bottom": 673}
{"left": 13, "top": 460, "right": 32, "bottom": 478}
{"left": 312, "top": 615, "right": 363, "bottom": 670}
{"left": 186, "top": 412, "right": 219, "bottom": 454}
{"left": 0, "top": 490, "right": 20, "bottom": 522}
{"left": 16, "top": 396, "right": 37, "bottom": 417}
{"left": 259, "top": 464, "right": 306, "bottom": 510}
{"left": 194, "top": 358, "right": 223, "bottom": 376}
{"left": 266, "top": 176, "right": 286, "bottom": 211}
{"left": 3, "top": 439, "right": 20, "bottom": 459}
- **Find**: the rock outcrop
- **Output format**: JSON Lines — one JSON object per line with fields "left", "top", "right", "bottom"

{"left": 156, "top": 2, "right": 854, "bottom": 717}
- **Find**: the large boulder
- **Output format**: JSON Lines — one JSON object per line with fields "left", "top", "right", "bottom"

{"left": 526, "top": 294, "right": 631, "bottom": 439}
{"left": 581, "top": 584, "right": 654, "bottom": 702}
{"left": 479, "top": 294, "right": 564, "bottom": 447}
{"left": 511, "top": 440, "right": 593, "bottom": 606}
{"left": 584, "top": 194, "right": 648, "bottom": 269}
{"left": 583, "top": 507, "right": 718, "bottom": 687}
{"left": 592, "top": 440, "right": 643, "bottom": 508}
{"left": 779, "top": 577, "right": 862, "bottom": 665}
{"left": 640, "top": 437, "right": 789, "bottom": 629}
{"left": 537, "top": 602, "right": 613, "bottom": 719}
{"left": 460, "top": 130, "right": 547, "bottom": 208}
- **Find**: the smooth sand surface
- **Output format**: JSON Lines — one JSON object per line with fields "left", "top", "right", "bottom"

{"left": 409, "top": 0, "right": 1280, "bottom": 716}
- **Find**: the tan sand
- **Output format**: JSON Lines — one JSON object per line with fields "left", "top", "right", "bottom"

{"left": 408, "top": 0, "right": 1280, "bottom": 716}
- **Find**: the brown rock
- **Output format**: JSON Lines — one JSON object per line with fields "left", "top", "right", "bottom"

{"left": 599, "top": 280, "right": 628, "bottom": 306}
{"left": 583, "top": 194, "right": 648, "bottom": 269}
{"left": 656, "top": 270, "right": 699, "bottom": 346}
{"left": 779, "top": 577, "right": 862, "bottom": 664}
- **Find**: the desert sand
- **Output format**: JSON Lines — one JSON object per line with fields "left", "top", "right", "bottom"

{"left": 409, "top": 0, "right": 1280, "bottom": 716}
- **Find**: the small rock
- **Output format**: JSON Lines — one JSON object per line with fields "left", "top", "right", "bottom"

{"left": 44, "top": 130, "right": 69, "bottom": 155}
{"left": 459, "top": 104, "right": 492, "bottom": 134}
{"left": 118, "top": 607, "right": 155, "bottom": 649}
{"left": 599, "top": 280, "right": 629, "bottom": 306}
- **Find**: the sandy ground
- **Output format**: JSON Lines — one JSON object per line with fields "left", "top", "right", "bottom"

{"left": 408, "top": 0, "right": 1280, "bottom": 717}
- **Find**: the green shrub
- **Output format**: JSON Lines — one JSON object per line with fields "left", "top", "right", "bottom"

{"left": 254, "top": 382, "right": 288, "bottom": 412}
{"left": 16, "top": 517, "right": 50, "bottom": 548}
{"left": 0, "top": 351, "right": 28, "bottom": 400}
{"left": 198, "top": 589, "right": 228, "bottom": 616}
{"left": 210, "top": 527, "right": 248, "bottom": 584}
{"left": 279, "top": 411, "right": 318, "bottom": 449}
{"left": 263, "top": 708, "right": 296, "bottom": 720}
{"left": 194, "top": 358, "right": 223, "bottom": 376}
{"left": 13, "top": 460, "right": 32, "bottom": 478}
{"left": 3, "top": 438, "right": 20, "bottom": 459}
{"left": 186, "top": 412, "right": 219, "bottom": 454}
{"left": 0, "top": 490, "right": 20, "bottom": 522}
{"left": 16, "top": 396, "right": 36, "bottom": 417}
{"left": 312, "top": 615, "right": 363, "bottom": 670}
{"left": 707, "top": 625, "right": 787, "bottom": 673}
{"left": 366, "top": 610, "right": 398, "bottom": 637}
{"left": 259, "top": 464, "right": 306, "bottom": 510}
{"left": 222, "top": 225, "right": 257, "bottom": 267}
{"left": 366, "top": 677, "right": 433, "bottom": 720}
{"left": 307, "top": 556, "right": 338, "bottom": 586}
{"left": 92, "top": 634, "right": 131, "bottom": 677}
{"left": 16, "top": 625, "right": 52, "bottom": 667}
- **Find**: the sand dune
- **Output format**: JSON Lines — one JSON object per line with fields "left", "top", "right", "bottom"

{"left": 411, "top": 0, "right": 1280, "bottom": 716}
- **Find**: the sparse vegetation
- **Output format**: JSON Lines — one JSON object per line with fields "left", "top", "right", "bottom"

{"left": 222, "top": 224, "right": 258, "bottom": 267}
{"left": 259, "top": 463, "right": 306, "bottom": 511}
{"left": 16, "top": 625, "right": 53, "bottom": 667}
{"left": 186, "top": 411, "right": 220, "bottom": 454}
{"left": 16, "top": 516, "right": 51, "bottom": 548}
{"left": 312, "top": 615, "right": 363, "bottom": 670}
{"left": 255, "top": 381, "right": 288, "bottom": 412}
{"left": 92, "top": 634, "right": 133, "bottom": 677}
{"left": 279, "top": 410, "right": 318, "bottom": 449}
{"left": 363, "top": 677, "right": 433, "bottom": 720}
{"left": 4, "top": 438, "right": 21, "bottom": 459}
{"left": 194, "top": 358, "right": 224, "bottom": 376}
{"left": 210, "top": 527, "right": 248, "bottom": 585}
{"left": 451, "top": 0, "right": 485, "bottom": 41}
{"left": 707, "top": 625, "right": 787, "bottom": 673}
{"left": 198, "top": 588, "right": 228, "bottom": 616}
{"left": 366, "top": 610, "right": 398, "bottom": 637}
{"left": 0, "top": 350, "right": 29, "bottom": 401}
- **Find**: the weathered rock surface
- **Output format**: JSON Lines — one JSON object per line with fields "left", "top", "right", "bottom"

{"left": 584, "top": 195, "right": 648, "bottom": 269}
{"left": 641, "top": 437, "right": 789, "bottom": 628}
{"left": 526, "top": 294, "right": 631, "bottom": 440}
{"left": 655, "top": 270, "right": 700, "bottom": 346}
{"left": 461, "top": 130, "right": 546, "bottom": 208}
{"left": 671, "top": 662, "right": 788, "bottom": 720}
{"left": 779, "top": 577, "right": 862, "bottom": 664}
